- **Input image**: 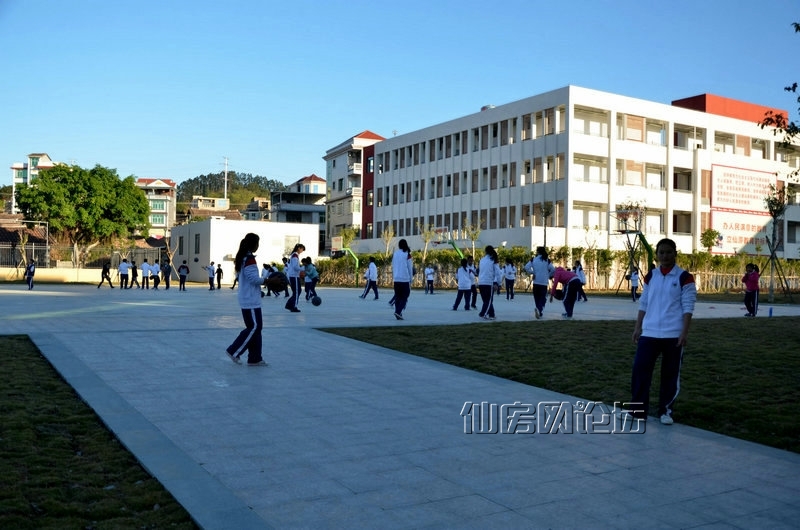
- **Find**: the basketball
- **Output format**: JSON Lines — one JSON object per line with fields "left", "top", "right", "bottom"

{"left": 311, "top": 296, "right": 322, "bottom": 306}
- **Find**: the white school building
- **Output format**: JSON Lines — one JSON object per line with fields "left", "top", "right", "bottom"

{"left": 354, "top": 85, "right": 800, "bottom": 257}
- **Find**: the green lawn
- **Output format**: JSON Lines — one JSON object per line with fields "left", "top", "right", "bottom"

{"left": 322, "top": 316, "right": 800, "bottom": 453}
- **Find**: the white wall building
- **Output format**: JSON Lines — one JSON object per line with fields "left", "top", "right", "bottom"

{"left": 169, "top": 218, "right": 319, "bottom": 285}
{"left": 9, "top": 153, "right": 59, "bottom": 214}
{"left": 358, "top": 85, "right": 800, "bottom": 258}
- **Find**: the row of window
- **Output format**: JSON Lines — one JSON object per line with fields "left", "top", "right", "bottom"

{"left": 376, "top": 107, "right": 567, "bottom": 172}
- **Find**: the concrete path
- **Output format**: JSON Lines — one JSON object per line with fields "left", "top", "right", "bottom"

{"left": 1, "top": 283, "right": 798, "bottom": 529}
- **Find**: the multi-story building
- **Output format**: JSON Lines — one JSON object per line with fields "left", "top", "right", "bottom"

{"left": 323, "top": 131, "right": 384, "bottom": 250}
{"left": 242, "top": 197, "right": 271, "bottom": 221}
{"left": 135, "top": 178, "right": 178, "bottom": 238}
{"left": 271, "top": 174, "right": 326, "bottom": 253}
{"left": 356, "top": 85, "right": 800, "bottom": 257}
{"left": 9, "top": 153, "right": 59, "bottom": 214}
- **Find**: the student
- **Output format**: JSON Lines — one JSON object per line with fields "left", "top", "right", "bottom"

{"left": 503, "top": 259, "right": 516, "bottom": 300}
{"left": 284, "top": 244, "right": 305, "bottom": 313}
{"left": 630, "top": 267, "right": 640, "bottom": 302}
{"left": 226, "top": 233, "right": 267, "bottom": 366}
{"left": 424, "top": 264, "right": 435, "bottom": 294}
{"left": 129, "top": 260, "right": 140, "bottom": 289}
{"left": 360, "top": 256, "right": 379, "bottom": 300}
{"left": 742, "top": 263, "right": 760, "bottom": 317}
{"left": 216, "top": 263, "right": 224, "bottom": 290}
{"left": 467, "top": 255, "right": 478, "bottom": 309}
{"left": 477, "top": 245, "right": 502, "bottom": 320}
{"left": 574, "top": 260, "right": 588, "bottom": 302}
{"left": 24, "top": 260, "right": 35, "bottom": 290}
{"left": 629, "top": 238, "right": 696, "bottom": 425}
{"left": 524, "top": 247, "right": 555, "bottom": 319}
{"left": 161, "top": 259, "right": 172, "bottom": 290}
{"left": 452, "top": 258, "right": 473, "bottom": 311}
{"left": 177, "top": 260, "right": 190, "bottom": 291}
{"left": 205, "top": 262, "right": 216, "bottom": 290}
{"left": 549, "top": 266, "right": 582, "bottom": 319}
{"left": 98, "top": 262, "right": 114, "bottom": 288}
{"left": 141, "top": 259, "right": 151, "bottom": 289}
{"left": 150, "top": 260, "right": 161, "bottom": 289}
{"left": 303, "top": 257, "right": 320, "bottom": 300}
{"left": 118, "top": 258, "right": 130, "bottom": 289}
{"left": 391, "top": 239, "right": 413, "bottom": 320}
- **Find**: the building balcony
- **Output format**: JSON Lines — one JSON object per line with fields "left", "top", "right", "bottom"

{"left": 347, "top": 163, "right": 362, "bottom": 175}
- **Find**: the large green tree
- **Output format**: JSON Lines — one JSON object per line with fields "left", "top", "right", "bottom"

{"left": 15, "top": 164, "right": 151, "bottom": 266}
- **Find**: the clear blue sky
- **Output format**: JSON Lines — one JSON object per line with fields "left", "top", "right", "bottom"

{"left": 1, "top": 0, "right": 798, "bottom": 186}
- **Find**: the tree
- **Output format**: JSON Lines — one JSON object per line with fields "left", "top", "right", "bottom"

{"left": 541, "top": 201, "right": 554, "bottom": 247}
{"left": 759, "top": 23, "right": 800, "bottom": 180}
{"left": 462, "top": 216, "right": 482, "bottom": 258}
{"left": 416, "top": 221, "right": 437, "bottom": 263}
{"left": 15, "top": 164, "right": 150, "bottom": 267}
{"left": 700, "top": 228, "right": 721, "bottom": 253}
{"left": 339, "top": 226, "right": 358, "bottom": 249}
{"left": 763, "top": 183, "right": 795, "bottom": 301}
{"left": 380, "top": 225, "right": 395, "bottom": 257}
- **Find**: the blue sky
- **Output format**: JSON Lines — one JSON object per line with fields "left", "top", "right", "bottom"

{"left": 1, "top": 0, "right": 798, "bottom": 186}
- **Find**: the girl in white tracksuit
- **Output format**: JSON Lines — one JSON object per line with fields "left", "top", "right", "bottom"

{"left": 226, "top": 233, "right": 267, "bottom": 366}
{"left": 477, "top": 245, "right": 502, "bottom": 320}
{"left": 452, "top": 258, "right": 473, "bottom": 310}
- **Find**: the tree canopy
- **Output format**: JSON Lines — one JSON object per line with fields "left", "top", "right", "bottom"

{"left": 15, "top": 164, "right": 151, "bottom": 258}
{"left": 176, "top": 172, "right": 287, "bottom": 210}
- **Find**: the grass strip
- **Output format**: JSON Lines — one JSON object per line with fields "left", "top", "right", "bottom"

{"left": 0, "top": 335, "right": 196, "bottom": 529}
{"left": 322, "top": 316, "right": 800, "bottom": 453}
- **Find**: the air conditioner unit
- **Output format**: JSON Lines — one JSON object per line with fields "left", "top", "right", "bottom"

{"left": 346, "top": 187, "right": 353, "bottom": 195}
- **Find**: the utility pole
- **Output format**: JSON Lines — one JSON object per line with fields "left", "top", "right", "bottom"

{"left": 223, "top": 157, "right": 228, "bottom": 200}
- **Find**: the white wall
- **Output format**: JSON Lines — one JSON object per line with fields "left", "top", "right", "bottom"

{"left": 170, "top": 219, "right": 319, "bottom": 284}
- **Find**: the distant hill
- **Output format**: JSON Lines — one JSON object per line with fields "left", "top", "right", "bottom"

{"left": 177, "top": 172, "right": 287, "bottom": 210}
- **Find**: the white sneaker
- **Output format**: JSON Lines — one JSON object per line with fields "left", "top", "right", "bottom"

{"left": 660, "top": 414, "right": 674, "bottom": 425}
{"left": 534, "top": 308, "right": 541, "bottom": 319}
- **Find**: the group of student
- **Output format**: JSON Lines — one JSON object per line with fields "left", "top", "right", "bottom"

{"left": 99, "top": 258, "right": 185, "bottom": 290}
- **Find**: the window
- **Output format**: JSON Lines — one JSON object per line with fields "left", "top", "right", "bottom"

{"left": 194, "top": 234, "right": 200, "bottom": 254}
{"left": 178, "top": 236, "right": 184, "bottom": 255}
{"left": 150, "top": 214, "right": 165, "bottom": 225}
{"left": 377, "top": 188, "right": 383, "bottom": 207}
{"left": 150, "top": 199, "right": 166, "bottom": 211}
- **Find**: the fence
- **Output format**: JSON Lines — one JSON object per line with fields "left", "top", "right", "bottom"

{"left": 0, "top": 244, "right": 163, "bottom": 269}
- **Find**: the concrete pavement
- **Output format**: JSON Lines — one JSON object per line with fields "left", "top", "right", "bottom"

{"left": 1, "top": 283, "right": 799, "bottom": 529}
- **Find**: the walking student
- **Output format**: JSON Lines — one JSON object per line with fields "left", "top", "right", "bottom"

{"left": 226, "top": 233, "right": 267, "bottom": 366}
{"left": 391, "top": 239, "right": 414, "bottom": 320}
{"left": 452, "top": 258, "right": 473, "bottom": 311}
{"left": 424, "top": 264, "right": 435, "bottom": 294}
{"left": 742, "top": 263, "right": 760, "bottom": 317}
{"left": 129, "top": 260, "right": 140, "bottom": 289}
{"left": 284, "top": 243, "right": 305, "bottom": 313}
{"left": 118, "top": 258, "right": 130, "bottom": 289}
{"left": 477, "top": 245, "right": 502, "bottom": 320}
{"left": 360, "top": 256, "right": 379, "bottom": 300}
{"left": 216, "top": 263, "right": 224, "bottom": 290}
{"left": 150, "top": 260, "right": 161, "bottom": 289}
{"left": 629, "top": 238, "right": 696, "bottom": 425}
{"left": 161, "top": 259, "right": 172, "bottom": 290}
{"left": 524, "top": 247, "right": 555, "bottom": 319}
{"left": 98, "top": 262, "right": 114, "bottom": 288}
{"left": 467, "top": 255, "right": 478, "bottom": 309}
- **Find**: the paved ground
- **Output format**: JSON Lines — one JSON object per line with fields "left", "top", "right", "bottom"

{"left": 1, "top": 283, "right": 799, "bottom": 529}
